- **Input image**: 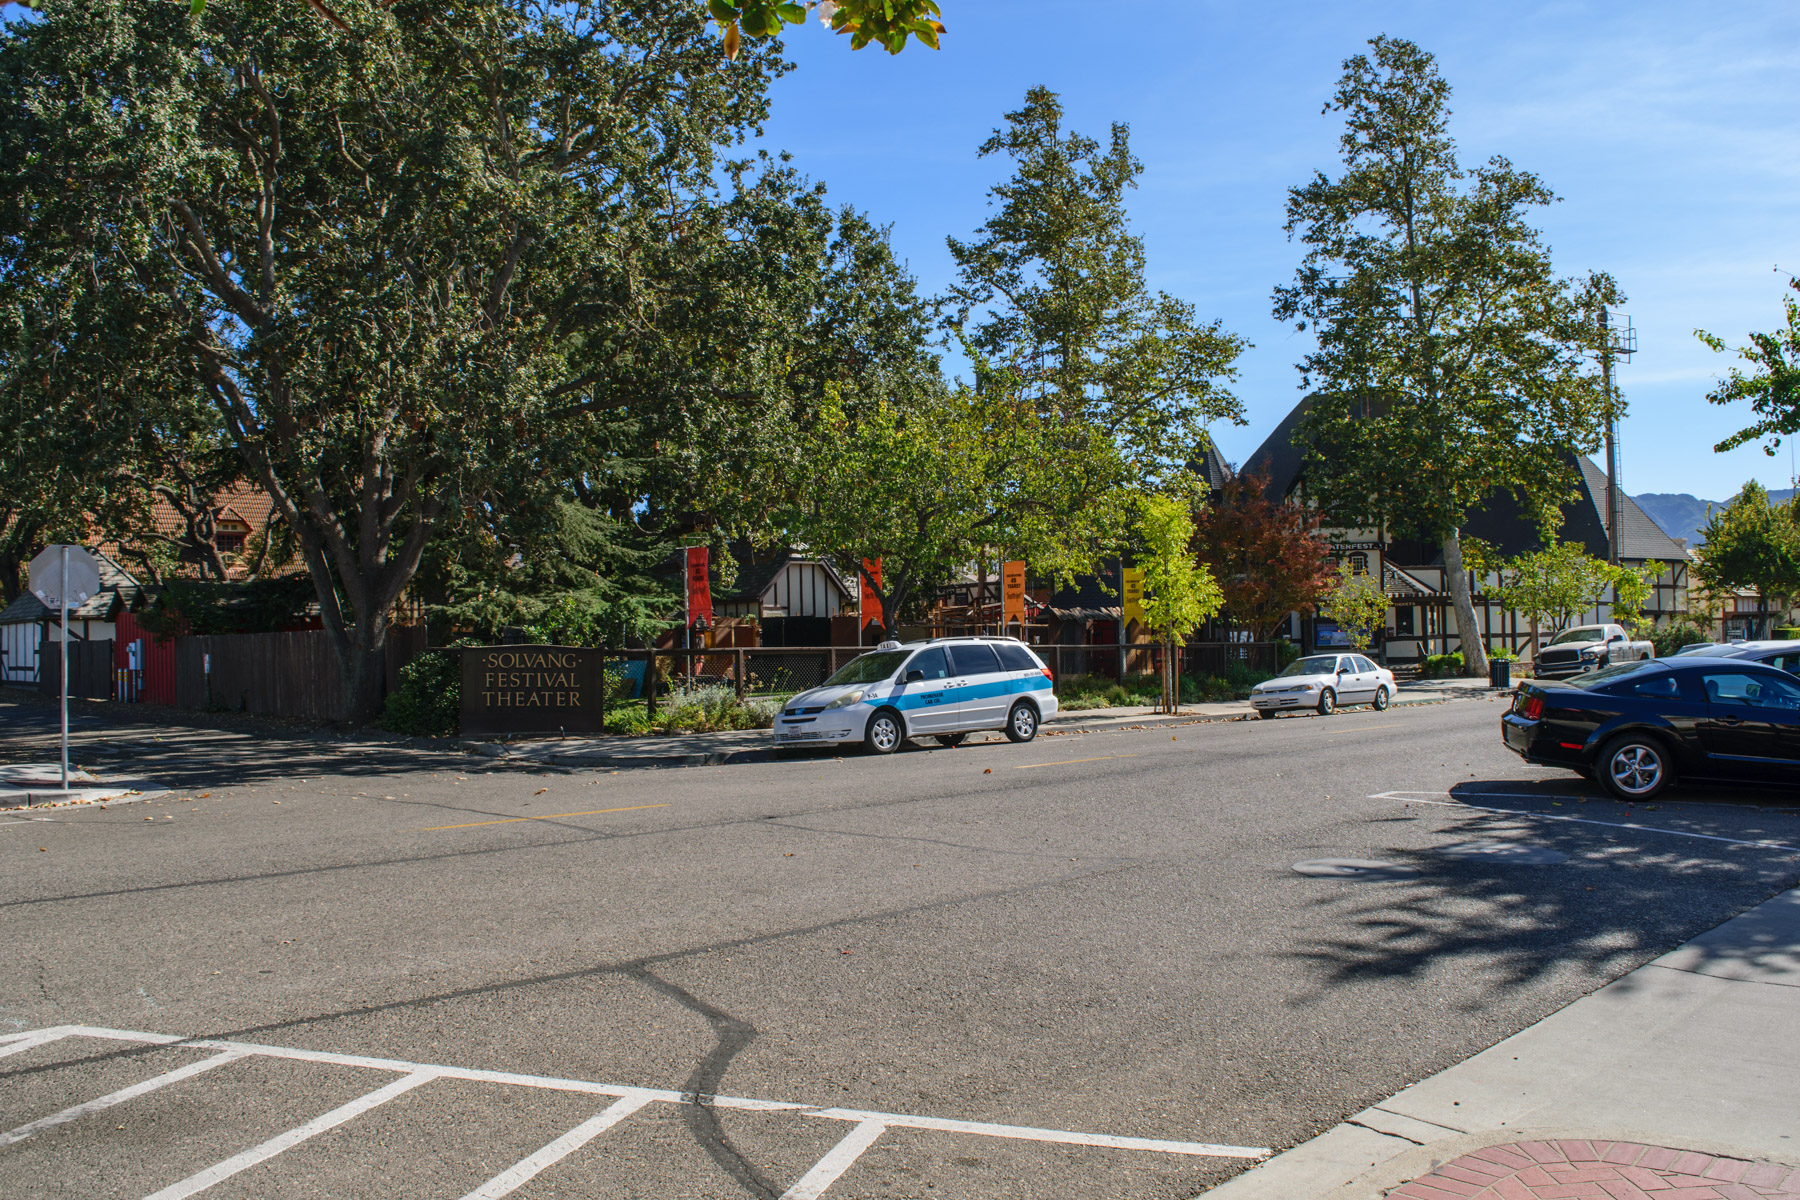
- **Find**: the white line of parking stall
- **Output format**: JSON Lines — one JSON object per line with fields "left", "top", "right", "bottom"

{"left": 0, "top": 1026, "right": 1270, "bottom": 1200}
{"left": 1372, "top": 791, "right": 1800, "bottom": 853}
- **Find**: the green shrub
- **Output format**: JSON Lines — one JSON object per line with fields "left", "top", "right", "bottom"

{"left": 1275, "top": 639, "right": 1301, "bottom": 668}
{"left": 609, "top": 686, "right": 779, "bottom": 735}
{"left": 1775, "top": 627, "right": 1800, "bottom": 642}
{"left": 380, "top": 649, "right": 461, "bottom": 737}
{"left": 1422, "top": 651, "right": 1465, "bottom": 679}
{"left": 1487, "top": 644, "right": 1518, "bottom": 662}
{"left": 1650, "top": 622, "right": 1711, "bottom": 658}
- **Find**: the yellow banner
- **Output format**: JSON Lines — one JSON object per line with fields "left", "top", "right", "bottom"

{"left": 1002, "top": 560, "right": 1027, "bottom": 624}
{"left": 1121, "top": 567, "right": 1145, "bottom": 628}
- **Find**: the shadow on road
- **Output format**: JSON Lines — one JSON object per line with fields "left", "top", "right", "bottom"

{"left": 1287, "top": 778, "right": 1800, "bottom": 1005}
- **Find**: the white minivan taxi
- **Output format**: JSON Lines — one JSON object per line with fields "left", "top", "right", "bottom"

{"left": 772, "top": 637, "right": 1059, "bottom": 754}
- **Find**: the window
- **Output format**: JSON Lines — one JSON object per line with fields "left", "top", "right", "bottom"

{"left": 1702, "top": 671, "right": 1800, "bottom": 710}
{"left": 1619, "top": 673, "right": 1682, "bottom": 699}
{"left": 214, "top": 522, "right": 248, "bottom": 554}
{"left": 949, "top": 643, "right": 1001, "bottom": 677}
{"left": 905, "top": 647, "right": 949, "bottom": 681}
{"left": 822, "top": 651, "right": 911, "bottom": 686}
{"left": 993, "top": 643, "right": 1039, "bottom": 672}
{"left": 1393, "top": 606, "right": 1415, "bottom": 637}
{"left": 1353, "top": 655, "right": 1378, "bottom": 673}
{"left": 1348, "top": 552, "right": 1369, "bottom": 576}
{"left": 1763, "top": 653, "right": 1800, "bottom": 677}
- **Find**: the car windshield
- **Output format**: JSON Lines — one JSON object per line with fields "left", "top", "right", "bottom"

{"left": 1278, "top": 655, "right": 1341, "bottom": 678}
{"left": 822, "top": 650, "right": 911, "bottom": 687}
{"left": 1564, "top": 660, "right": 1661, "bottom": 689}
{"left": 1551, "top": 628, "right": 1607, "bottom": 644}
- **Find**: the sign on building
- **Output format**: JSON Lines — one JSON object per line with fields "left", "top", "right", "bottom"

{"left": 460, "top": 645, "right": 608, "bottom": 737}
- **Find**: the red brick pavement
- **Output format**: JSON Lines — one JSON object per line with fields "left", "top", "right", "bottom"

{"left": 1387, "top": 1140, "right": 1800, "bottom": 1200}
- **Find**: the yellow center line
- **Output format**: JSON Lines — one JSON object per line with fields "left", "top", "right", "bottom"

{"left": 1014, "top": 755, "right": 1138, "bottom": 770}
{"left": 424, "top": 804, "right": 670, "bottom": 831}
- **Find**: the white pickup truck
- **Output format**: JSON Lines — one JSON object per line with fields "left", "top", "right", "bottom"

{"left": 1532, "top": 623, "right": 1655, "bottom": 679}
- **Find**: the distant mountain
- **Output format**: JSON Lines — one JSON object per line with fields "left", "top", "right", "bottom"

{"left": 1633, "top": 488, "right": 1797, "bottom": 547}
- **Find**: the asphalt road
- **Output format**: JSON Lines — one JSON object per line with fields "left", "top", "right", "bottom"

{"left": 3, "top": 693, "right": 1799, "bottom": 1199}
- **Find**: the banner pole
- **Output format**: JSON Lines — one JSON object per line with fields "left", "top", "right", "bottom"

{"left": 59, "top": 546, "right": 69, "bottom": 791}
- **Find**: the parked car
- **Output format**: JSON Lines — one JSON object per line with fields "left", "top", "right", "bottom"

{"left": 1249, "top": 652, "right": 1395, "bottom": 718}
{"left": 1501, "top": 657, "right": 1800, "bottom": 800}
{"left": 1674, "top": 642, "right": 1720, "bottom": 655}
{"left": 1677, "top": 640, "right": 1800, "bottom": 675}
{"left": 772, "top": 636, "right": 1059, "bottom": 754}
{"left": 1532, "top": 623, "right": 1654, "bottom": 680}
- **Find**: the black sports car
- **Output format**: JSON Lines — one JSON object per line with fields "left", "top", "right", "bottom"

{"left": 1502, "top": 657, "right": 1800, "bottom": 800}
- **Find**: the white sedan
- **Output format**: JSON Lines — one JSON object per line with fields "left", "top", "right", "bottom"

{"left": 1250, "top": 653, "right": 1395, "bottom": 718}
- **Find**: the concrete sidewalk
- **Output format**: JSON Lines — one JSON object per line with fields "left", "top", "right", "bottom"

{"left": 0, "top": 762, "right": 168, "bottom": 808}
{"left": 1203, "top": 886, "right": 1800, "bottom": 1198}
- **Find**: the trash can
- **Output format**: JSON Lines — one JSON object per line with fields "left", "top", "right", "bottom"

{"left": 1488, "top": 659, "right": 1512, "bottom": 689}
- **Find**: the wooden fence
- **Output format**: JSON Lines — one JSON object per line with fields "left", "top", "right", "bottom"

{"left": 169, "top": 629, "right": 429, "bottom": 722}
{"left": 37, "top": 639, "right": 116, "bottom": 700}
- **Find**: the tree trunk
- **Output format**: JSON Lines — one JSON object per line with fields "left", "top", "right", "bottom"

{"left": 343, "top": 640, "right": 387, "bottom": 726}
{"left": 1442, "top": 530, "right": 1489, "bottom": 677}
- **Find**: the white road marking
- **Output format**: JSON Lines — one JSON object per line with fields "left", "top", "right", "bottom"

{"left": 780, "top": 1119, "right": 888, "bottom": 1200}
{"left": 0, "top": 1027, "right": 1268, "bottom": 1199}
{"left": 807, "top": 1108, "right": 1270, "bottom": 1158}
{"left": 140, "top": 1069, "right": 439, "bottom": 1200}
{"left": 0, "top": 1030, "right": 68, "bottom": 1060}
{"left": 458, "top": 1094, "right": 657, "bottom": 1199}
{"left": 0, "top": 1049, "right": 246, "bottom": 1148}
{"left": 1373, "top": 791, "right": 1800, "bottom": 853}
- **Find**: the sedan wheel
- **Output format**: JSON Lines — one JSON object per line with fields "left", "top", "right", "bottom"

{"left": 1600, "top": 734, "right": 1672, "bottom": 801}
{"left": 864, "top": 710, "right": 904, "bottom": 755}
{"left": 1372, "top": 685, "right": 1391, "bottom": 711}
{"left": 1316, "top": 688, "right": 1336, "bottom": 716}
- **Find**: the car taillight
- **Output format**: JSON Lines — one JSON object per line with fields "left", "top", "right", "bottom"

{"left": 1041, "top": 666, "right": 1055, "bottom": 681}
{"left": 1519, "top": 694, "right": 1545, "bottom": 720}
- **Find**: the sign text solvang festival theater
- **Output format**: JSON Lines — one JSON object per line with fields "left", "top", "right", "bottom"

{"left": 460, "top": 645, "right": 608, "bottom": 736}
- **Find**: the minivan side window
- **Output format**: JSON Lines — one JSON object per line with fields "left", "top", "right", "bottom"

{"left": 950, "top": 643, "right": 1002, "bottom": 677}
{"left": 993, "top": 643, "right": 1039, "bottom": 672}
{"left": 906, "top": 647, "right": 949, "bottom": 681}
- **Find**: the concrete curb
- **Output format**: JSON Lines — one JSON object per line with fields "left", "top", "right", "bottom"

{"left": 1, "top": 785, "right": 169, "bottom": 811}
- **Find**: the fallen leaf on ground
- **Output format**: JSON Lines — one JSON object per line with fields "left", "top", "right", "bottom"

{"left": 535, "top": 788, "right": 548, "bottom": 795}
{"left": 984, "top": 768, "right": 992, "bottom": 774}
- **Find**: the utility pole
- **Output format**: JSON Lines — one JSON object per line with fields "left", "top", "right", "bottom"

{"left": 1598, "top": 309, "right": 1635, "bottom": 565}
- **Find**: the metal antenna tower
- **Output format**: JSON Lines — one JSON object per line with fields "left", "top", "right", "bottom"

{"left": 1599, "top": 310, "right": 1636, "bottom": 564}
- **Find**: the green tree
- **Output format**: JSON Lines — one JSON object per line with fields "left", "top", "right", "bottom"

{"left": 1490, "top": 540, "right": 1636, "bottom": 660}
{"left": 1696, "top": 278, "right": 1800, "bottom": 456}
{"left": 710, "top": 0, "right": 944, "bottom": 57}
{"left": 1273, "top": 36, "right": 1620, "bottom": 679}
{"left": 1320, "top": 563, "right": 1388, "bottom": 653}
{"left": 946, "top": 86, "right": 1247, "bottom": 486}
{"left": 0, "top": 0, "right": 800, "bottom": 720}
{"left": 1694, "top": 482, "right": 1800, "bottom": 631}
{"left": 1135, "top": 492, "right": 1223, "bottom": 713}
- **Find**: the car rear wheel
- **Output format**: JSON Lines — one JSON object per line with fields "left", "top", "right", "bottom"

{"left": 1005, "top": 701, "right": 1039, "bottom": 743}
{"left": 1317, "top": 688, "right": 1336, "bottom": 716}
{"left": 864, "top": 709, "right": 904, "bottom": 755}
{"left": 1599, "top": 733, "right": 1672, "bottom": 801}
{"left": 1372, "top": 685, "right": 1391, "bottom": 711}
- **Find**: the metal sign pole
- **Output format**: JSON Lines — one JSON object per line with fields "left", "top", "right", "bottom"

{"left": 59, "top": 545, "right": 69, "bottom": 791}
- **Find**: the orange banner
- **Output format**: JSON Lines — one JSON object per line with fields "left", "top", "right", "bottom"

{"left": 1002, "top": 560, "right": 1026, "bottom": 624}
{"left": 861, "top": 558, "right": 883, "bottom": 631}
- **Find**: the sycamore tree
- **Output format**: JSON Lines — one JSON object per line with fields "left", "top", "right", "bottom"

{"left": 1697, "top": 277, "right": 1800, "bottom": 457}
{"left": 1, "top": 0, "right": 802, "bottom": 720}
{"left": 1273, "top": 36, "right": 1620, "bottom": 679}
{"left": 1695, "top": 482, "right": 1800, "bottom": 629}
{"left": 1191, "top": 467, "right": 1336, "bottom": 638}
{"left": 1135, "top": 492, "right": 1222, "bottom": 713}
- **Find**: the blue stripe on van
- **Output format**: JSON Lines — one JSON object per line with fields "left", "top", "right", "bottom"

{"left": 885, "top": 674, "right": 1049, "bottom": 713}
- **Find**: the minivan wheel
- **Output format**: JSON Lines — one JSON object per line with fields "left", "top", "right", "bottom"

{"left": 1317, "top": 688, "right": 1336, "bottom": 716}
{"left": 1372, "top": 685, "right": 1391, "bottom": 711}
{"left": 1005, "top": 701, "right": 1039, "bottom": 743}
{"left": 864, "top": 709, "right": 904, "bottom": 755}
{"left": 1600, "top": 733, "right": 1672, "bottom": 801}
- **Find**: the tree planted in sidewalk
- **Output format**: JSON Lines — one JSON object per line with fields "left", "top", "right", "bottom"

{"left": 1190, "top": 468, "right": 1336, "bottom": 639}
{"left": 1134, "top": 492, "right": 1223, "bottom": 713}
{"left": 1273, "top": 36, "right": 1621, "bottom": 680}
{"left": 1319, "top": 563, "right": 1388, "bottom": 653}
{"left": 1694, "top": 482, "right": 1800, "bottom": 627}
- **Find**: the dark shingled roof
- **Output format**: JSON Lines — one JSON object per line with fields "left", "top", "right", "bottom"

{"left": 1242, "top": 397, "right": 1690, "bottom": 565}
{"left": 0, "top": 551, "right": 142, "bottom": 626}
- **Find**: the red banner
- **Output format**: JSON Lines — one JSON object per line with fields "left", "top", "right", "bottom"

{"left": 686, "top": 546, "right": 712, "bottom": 628}
{"left": 861, "top": 558, "right": 883, "bottom": 631}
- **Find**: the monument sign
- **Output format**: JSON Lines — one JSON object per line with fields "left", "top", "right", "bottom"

{"left": 460, "top": 645, "right": 607, "bottom": 737}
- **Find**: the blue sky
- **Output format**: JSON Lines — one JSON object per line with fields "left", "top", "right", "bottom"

{"left": 751, "top": 1, "right": 1800, "bottom": 502}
